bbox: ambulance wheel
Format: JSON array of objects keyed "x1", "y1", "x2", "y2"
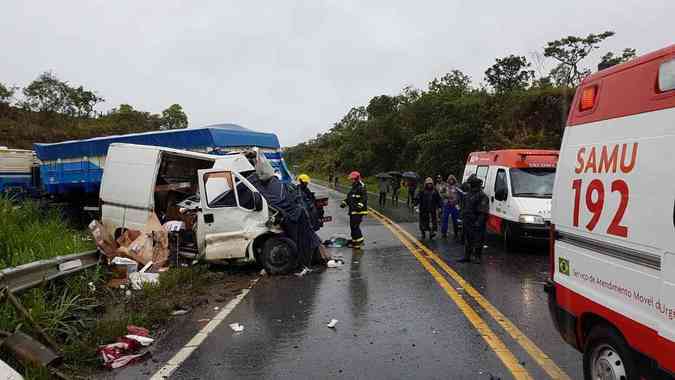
[
  {"x1": 261, "y1": 237, "x2": 298, "y2": 275},
  {"x1": 503, "y1": 223, "x2": 517, "y2": 252},
  {"x1": 583, "y1": 324, "x2": 637, "y2": 380}
]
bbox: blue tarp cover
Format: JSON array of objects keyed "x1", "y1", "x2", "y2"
[{"x1": 33, "y1": 124, "x2": 280, "y2": 160}]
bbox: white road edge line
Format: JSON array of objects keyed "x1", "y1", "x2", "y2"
[{"x1": 150, "y1": 280, "x2": 257, "y2": 380}]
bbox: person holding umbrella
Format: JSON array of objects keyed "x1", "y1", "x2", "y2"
[
  {"x1": 389, "y1": 172, "x2": 401, "y2": 206},
  {"x1": 402, "y1": 172, "x2": 419, "y2": 208},
  {"x1": 375, "y1": 173, "x2": 391, "y2": 208},
  {"x1": 340, "y1": 171, "x2": 368, "y2": 249}
]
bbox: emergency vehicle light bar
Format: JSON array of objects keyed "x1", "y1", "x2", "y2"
[{"x1": 518, "y1": 152, "x2": 559, "y2": 160}]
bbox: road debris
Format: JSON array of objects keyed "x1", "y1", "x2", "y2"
[
  {"x1": 98, "y1": 326, "x2": 153, "y2": 369},
  {"x1": 229, "y1": 323, "x2": 244, "y2": 332},
  {"x1": 327, "y1": 319, "x2": 338, "y2": 328},
  {"x1": 326, "y1": 259, "x2": 345, "y2": 268},
  {"x1": 323, "y1": 235, "x2": 350, "y2": 248},
  {"x1": 171, "y1": 309, "x2": 189, "y2": 316}
]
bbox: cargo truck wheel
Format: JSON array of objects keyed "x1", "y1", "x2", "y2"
[
  {"x1": 261, "y1": 237, "x2": 298, "y2": 275},
  {"x1": 583, "y1": 324, "x2": 637, "y2": 380}
]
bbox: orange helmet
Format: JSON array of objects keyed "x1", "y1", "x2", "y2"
[{"x1": 348, "y1": 171, "x2": 361, "y2": 180}]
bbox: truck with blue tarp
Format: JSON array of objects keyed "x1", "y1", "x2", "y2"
[
  {"x1": 30, "y1": 124, "x2": 292, "y2": 206},
  {"x1": 0, "y1": 147, "x2": 37, "y2": 197}
]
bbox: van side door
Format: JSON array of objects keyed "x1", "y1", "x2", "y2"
[
  {"x1": 490, "y1": 168, "x2": 510, "y2": 233},
  {"x1": 196, "y1": 169, "x2": 267, "y2": 261}
]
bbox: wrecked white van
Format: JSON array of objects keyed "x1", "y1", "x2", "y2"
[{"x1": 99, "y1": 143, "x2": 300, "y2": 273}]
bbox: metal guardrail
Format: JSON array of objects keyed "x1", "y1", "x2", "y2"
[{"x1": 0, "y1": 250, "x2": 100, "y2": 293}]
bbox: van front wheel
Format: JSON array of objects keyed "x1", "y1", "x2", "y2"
[
  {"x1": 583, "y1": 324, "x2": 638, "y2": 380},
  {"x1": 261, "y1": 237, "x2": 298, "y2": 275}
]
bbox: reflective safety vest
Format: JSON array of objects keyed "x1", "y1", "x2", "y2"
[{"x1": 341, "y1": 181, "x2": 368, "y2": 215}]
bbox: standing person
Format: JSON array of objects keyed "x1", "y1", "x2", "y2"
[
  {"x1": 406, "y1": 178, "x2": 418, "y2": 208},
  {"x1": 340, "y1": 171, "x2": 368, "y2": 249},
  {"x1": 328, "y1": 172, "x2": 333, "y2": 187},
  {"x1": 390, "y1": 177, "x2": 401, "y2": 207},
  {"x1": 458, "y1": 175, "x2": 489, "y2": 263},
  {"x1": 440, "y1": 175, "x2": 461, "y2": 241},
  {"x1": 378, "y1": 177, "x2": 390, "y2": 208},
  {"x1": 334, "y1": 174, "x2": 339, "y2": 189},
  {"x1": 415, "y1": 177, "x2": 442, "y2": 239},
  {"x1": 297, "y1": 174, "x2": 323, "y2": 231}
]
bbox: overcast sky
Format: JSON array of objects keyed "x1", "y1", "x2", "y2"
[{"x1": 2, "y1": 1, "x2": 673, "y2": 146}]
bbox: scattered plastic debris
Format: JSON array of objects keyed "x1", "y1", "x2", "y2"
[
  {"x1": 259, "y1": 269, "x2": 267, "y2": 276},
  {"x1": 326, "y1": 259, "x2": 345, "y2": 268},
  {"x1": 327, "y1": 319, "x2": 338, "y2": 328},
  {"x1": 88, "y1": 282, "x2": 96, "y2": 292},
  {"x1": 323, "y1": 235, "x2": 350, "y2": 248},
  {"x1": 229, "y1": 323, "x2": 244, "y2": 332},
  {"x1": 98, "y1": 326, "x2": 153, "y2": 369},
  {"x1": 171, "y1": 309, "x2": 189, "y2": 316},
  {"x1": 214, "y1": 307, "x2": 220, "y2": 311}
]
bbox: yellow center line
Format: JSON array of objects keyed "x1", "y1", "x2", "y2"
[
  {"x1": 370, "y1": 210, "x2": 533, "y2": 380},
  {"x1": 369, "y1": 208, "x2": 571, "y2": 380}
]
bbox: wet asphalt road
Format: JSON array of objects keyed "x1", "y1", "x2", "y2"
[{"x1": 169, "y1": 185, "x2": 583, "y2": 380}]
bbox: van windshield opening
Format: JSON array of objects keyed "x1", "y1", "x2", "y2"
[{"x1": 509, "y1": 168, "x2": 555, "y2": 198}]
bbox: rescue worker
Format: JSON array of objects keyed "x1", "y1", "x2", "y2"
[
  {"x1": 297, "y1": 174, "x2": 323, "y2": 231},
  {"x1": 340, "y1": 171, "x2": 368, "y2": 249},
  {"x1": 440, "y1": 175, "x2": 461, "y2": 241},
  {"x1": 378, "y1": 177, "x2": 390, "y2": 208},
  {"x1": 415, "y1": 177, "x2": 442, "y2": 239},
  {"x1": 458, "y1": 175, "x2": 489, "y2": 263}
]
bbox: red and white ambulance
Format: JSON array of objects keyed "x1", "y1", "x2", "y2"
[
  {"x1": 463, "y1": 149, "x2": 559, "y2": 249},
  {"x1": 547, "y1": 45, "x2": 675, "y2": 379}
]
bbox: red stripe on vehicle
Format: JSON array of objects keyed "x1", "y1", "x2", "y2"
[
  {"x1": 487, "y1": 214, "x2": 502, "y2": 234},
  {"x1": 567, "y1": 45, "x2": 675, "y2": 127},
  {"x1": 555, "y1": 283, "x2": 675, "y2": 373}
]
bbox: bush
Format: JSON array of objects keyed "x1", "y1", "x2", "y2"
[{"x1": 0, "y1": 198, "x2": 93, "y2": 269}]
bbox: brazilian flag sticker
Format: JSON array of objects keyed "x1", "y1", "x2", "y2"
[{"x1": 558, "y1": 257, "x2": 570, "y2": 276}]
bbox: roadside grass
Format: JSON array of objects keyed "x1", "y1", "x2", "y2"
[
  {"x1": 1, "y1": 264, "x2": 215, "y2": 379},
  {"x1": 0, "y1": 197, "x2": 93, "y2": 269},
  {"x1": 307, "y1": 172, "x2": 412, "y2": 204},
  {"x1": 0, "y1": 197, "x2": 223, "y2": 378}
]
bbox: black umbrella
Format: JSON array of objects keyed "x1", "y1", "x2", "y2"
[
  {"x1": 387, "y1": 171, "x2": 402, "y2": 177},
  {"x1": 375, "y1": 172, "x2": 392, "y2": 179},
  {"x1": 401, "y1": 171, "x2": 419, "y2": 180}
]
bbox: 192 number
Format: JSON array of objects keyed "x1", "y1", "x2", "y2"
[{"x1": 572, "y1": 178, "x2": 629, "y2": 237}]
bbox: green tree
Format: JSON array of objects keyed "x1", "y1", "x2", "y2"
[
  {"x1": 428, "y1": 70, "x2": 472, "y2": 96},
  {"x1": 160, "y1": 104, "x2": 188, "y2": 130},
  {"x1": 484, "y1": 55, "x2": 534, "y2": 93},
  {"x1": 598, "y1": 48, "x2": 637, "y2": 70},
  {"x1": 20, "y1": 72, "x2": 102, "y2": 116},
  {"x1": 544, "y1": 31, "x2": 615, "y2": 86},
  {"x1": 0, "y1": 82, "x2": 14, "y2": 104},
  {"x1": 66, "y1": 85, "x2": 104, "y2": 117},
  {"x1": 21, "y1": 72, "x2": 70, "y2": 113}
]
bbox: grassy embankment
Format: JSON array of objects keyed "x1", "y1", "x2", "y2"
[{"x1": 0, "y1": 198, "x2": 214, "y2": 378}]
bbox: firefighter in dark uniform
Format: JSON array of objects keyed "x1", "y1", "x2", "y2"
[
  {"x1": 458, "y1": 174, "x2": 489, "y2": 263},
  {"x1": 340, "y1": 171, "x2": 368, "y2": 249}
]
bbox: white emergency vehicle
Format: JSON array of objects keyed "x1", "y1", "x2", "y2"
[
  {"x1": 462, "y1": 149, "x2": 558, "y2": 250},
  {"x1": 546, "y1": 44, "x2": 675, "y2": 379}
]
